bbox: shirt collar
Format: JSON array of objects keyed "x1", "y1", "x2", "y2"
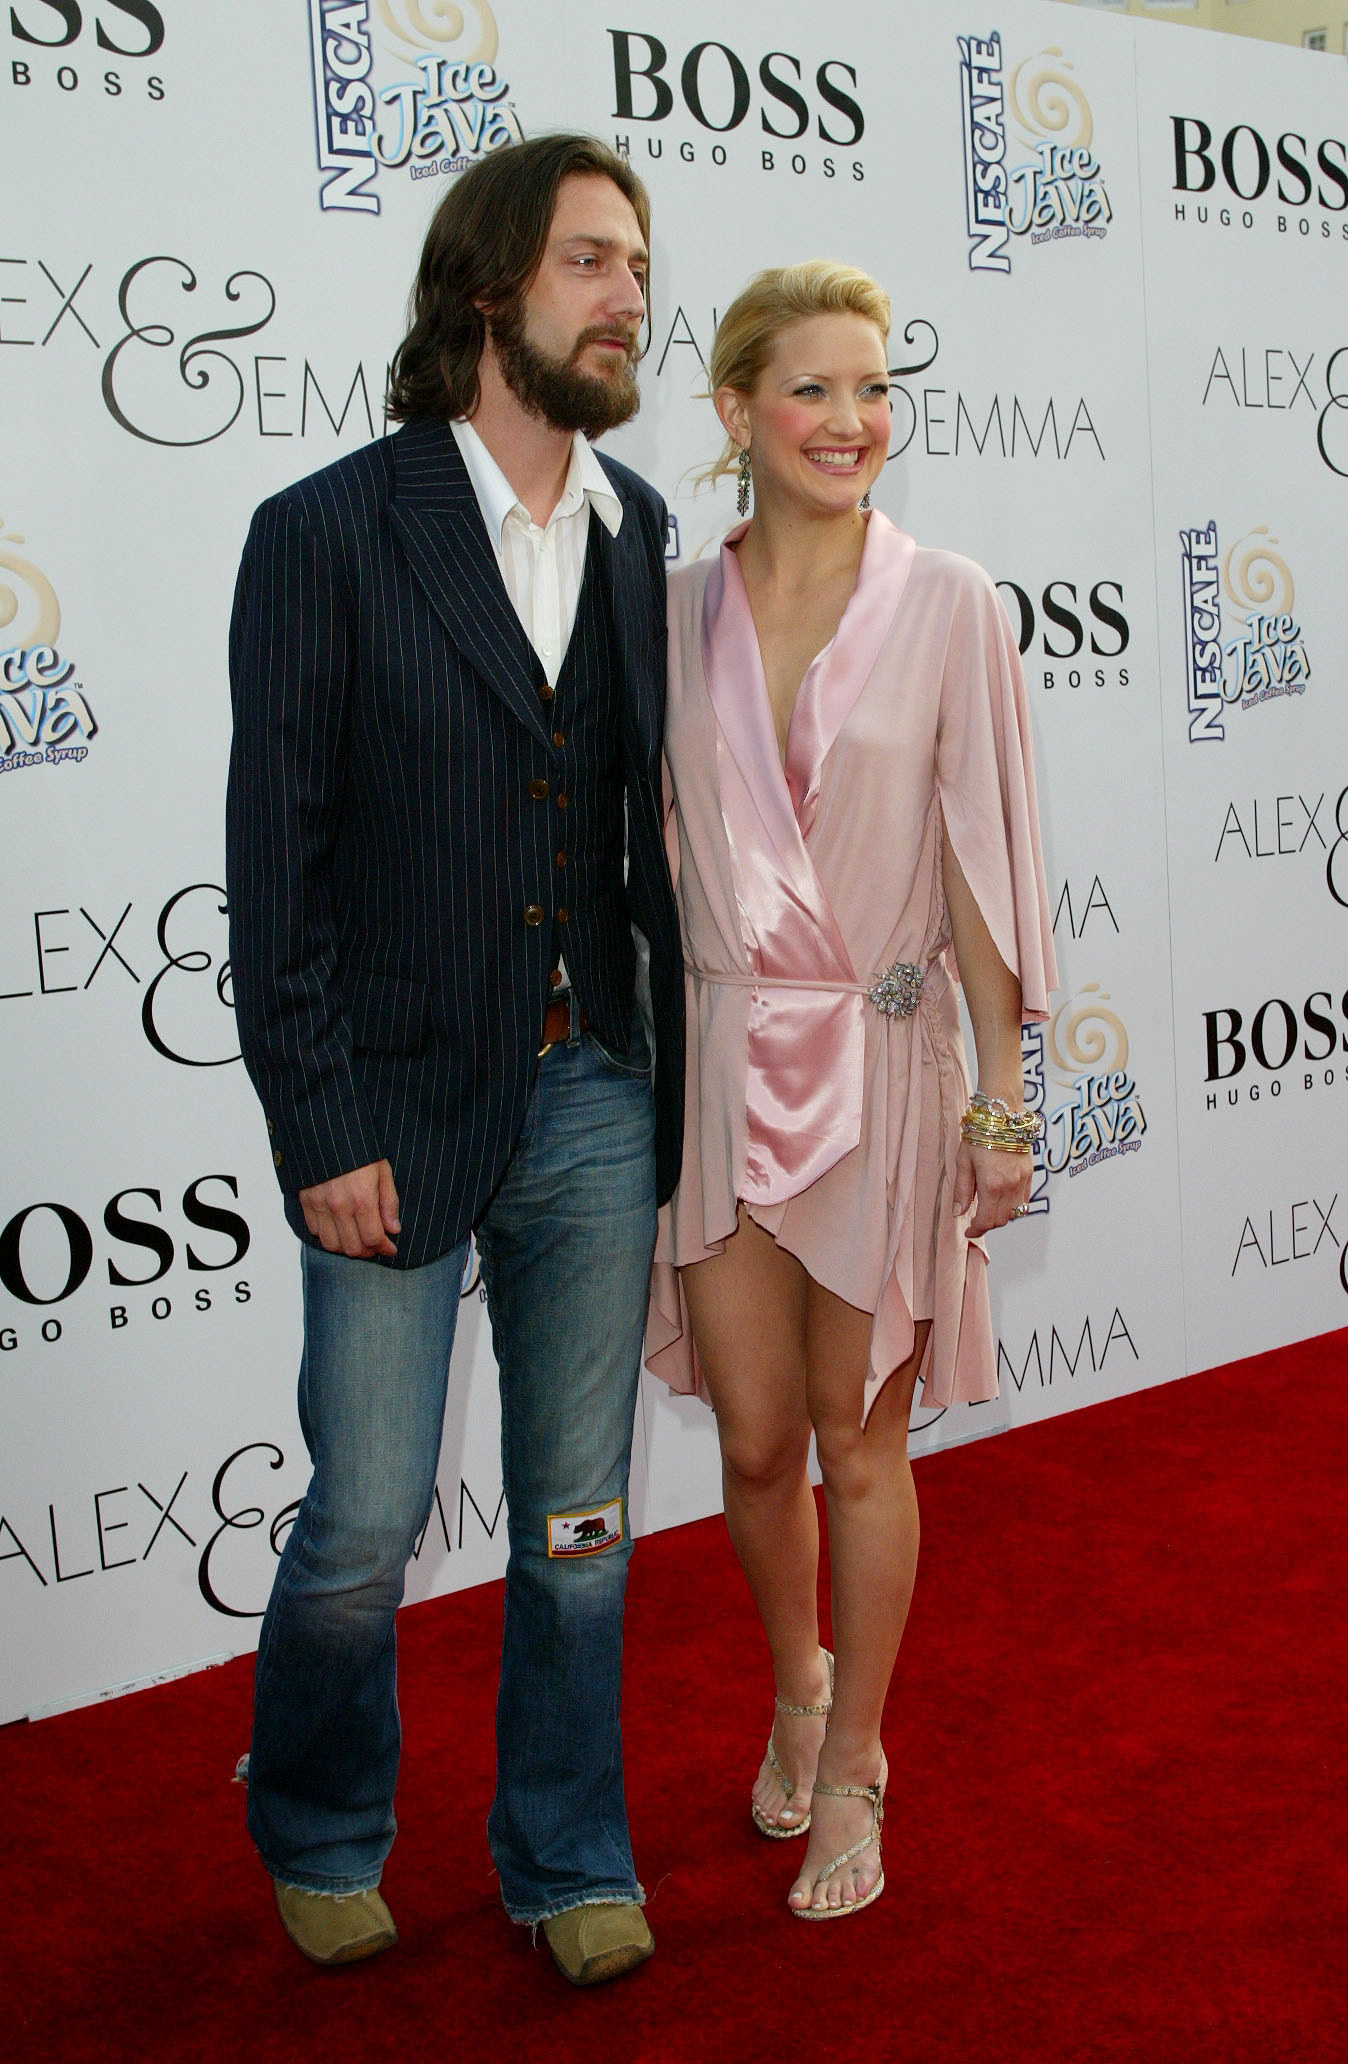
[{"x1": 451, "y1": 417, "x2": 623, "y2": 544}]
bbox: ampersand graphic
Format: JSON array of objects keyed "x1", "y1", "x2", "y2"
[
  {"x1": 1316, "y1": 346, "x2": 1348, "y2": 479},
  {"x1": 198, "y1": 1444, "x2": 301, "y2": 1618},
  {"x1": 1327, "y1": 785, "x2": 1348, "y2": 909},
  {"x1": 886, "y1": 319, "x2": 940, "y2": 458},
  {"x1": 141, "y1": 883, "x2": 239, "y2": 1068},
  {"x1": 101, "y1": 258, "x2": 276, "y2": 447}
]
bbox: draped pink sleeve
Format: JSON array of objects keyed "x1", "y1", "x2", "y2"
[{"x1": 936, "y1": 571, "x2": 1056, "y2": 1020}]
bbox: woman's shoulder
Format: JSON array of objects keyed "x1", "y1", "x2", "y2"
[{"x1": 908, "y1": 541, "x2": 998, "y2": 603}]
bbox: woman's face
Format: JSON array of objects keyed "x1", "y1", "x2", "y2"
[{"x1": 719, "y1": 312, "x2": 891, "y2": 519}]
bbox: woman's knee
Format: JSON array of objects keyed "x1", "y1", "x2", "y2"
[
  {"x1": 720, "y1": 1422, "x2": 811, "y2": 1493},
  {"x1": 813, "y1": 1418, "x2": 907, "y2": 1503}
]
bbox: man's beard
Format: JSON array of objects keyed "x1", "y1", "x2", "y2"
[{"x1": 488, "y1": 302, "x2": 641, "y2": 439}]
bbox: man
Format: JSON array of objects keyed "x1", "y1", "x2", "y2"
[{"x1": 225, "y1": 134, "x2": 682, "y2": 1986}]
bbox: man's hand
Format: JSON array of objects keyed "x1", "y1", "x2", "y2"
[{"x1": 299, "y1": 1159, "x2": 401, "y2": 1259}]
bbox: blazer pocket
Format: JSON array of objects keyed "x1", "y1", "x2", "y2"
[{"x1": 347, "y1": 968, "x2": 431, "y2": 1056}]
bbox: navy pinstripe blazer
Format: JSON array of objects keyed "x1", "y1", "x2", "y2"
[{"x1": 225, "y1": 417, "x2": 684, "y2": 1267}]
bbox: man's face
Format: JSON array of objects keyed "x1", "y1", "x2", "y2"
[{"x1": 489, "y1": 171, "x2": 648, "y2": 438}]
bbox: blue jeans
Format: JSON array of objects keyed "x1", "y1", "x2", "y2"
[{"x1": 247, "y1": 1011, "x2": 656, "y2": 1922}]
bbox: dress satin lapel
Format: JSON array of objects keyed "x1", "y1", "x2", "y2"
[
  {"x1": 388, "y1": 418, "x2": 550, "y2": 747},
  {"x1": 785, "y1": 510, "x2": 916, "y2": 839},
  {"x1": 701, "y1": 529, "x2": 854, "y2": 985}
]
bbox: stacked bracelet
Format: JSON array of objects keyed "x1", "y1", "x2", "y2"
[{"x1": 960, "y1": 1093, "x2": 1043, "y2": 1155}]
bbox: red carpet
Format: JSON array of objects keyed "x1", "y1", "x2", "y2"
[{"x1": 5, "y1": 1332, "x2": 1345, "y2": 2063}]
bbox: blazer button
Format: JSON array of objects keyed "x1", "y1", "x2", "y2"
[
  {"x1": 523, "y1": 903, "x2": 545, "y2": 926},
  {"x1": 528, "y1": 777, "x2": 549, "y2": 800},
  {"x1": 273, "y1": 1148, "x2": 284, "y2": 1168},
  {"x1": 556, "y1": 791, "x2": 568, "y2": 811},
  {"x1": 556, "y1": 906, "x2": 569, "y2": 924},
  {"x1": 267, "y1": 1119, "x2": 275, "y2": 1135},
  {"x1": 555, "y1": 850, "x2": 567, "y2": 867}
]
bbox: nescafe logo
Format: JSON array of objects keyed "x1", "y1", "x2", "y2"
[
  {"x1": 609, "y1": 31, "x2": 863, "y2": 144},
  {"x1": 1171, "y1": 117, "x2": 1348, "y2": 210}
]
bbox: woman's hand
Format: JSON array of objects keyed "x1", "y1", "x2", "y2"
[{"x1": 952, "y1": 1140, "x2": 1031, "y2": 1237}]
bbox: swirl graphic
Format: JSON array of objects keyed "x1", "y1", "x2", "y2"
[
  {"x1": 1009, "y1": 47, "x2": 1093, "y2": 152},
  {"x1": 1222, "y1": 526, "x2": 1294, "y2": 615},
  {"x1": 0, "y1": 526, "x2": 60, "y2": 648},
  {"x1": 1047, "y1": 982, "x2": 1128, "y2": 1088},
  {"x1": 377, "y1": 0, "x2": 498, "y2": 63}
]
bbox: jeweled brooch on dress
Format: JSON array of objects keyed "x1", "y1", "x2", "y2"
[{"x1": 868, "y1": 960, "x2": 925, "y2": 1017}]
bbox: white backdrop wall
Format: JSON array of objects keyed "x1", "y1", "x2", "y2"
[{"x1": 2, "y1": 1, "x2": 1344, "y2": 1723}]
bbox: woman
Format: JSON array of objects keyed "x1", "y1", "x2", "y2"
[{"x1": 646, "y1": 263, "x2": 1056, "y2": 1918}]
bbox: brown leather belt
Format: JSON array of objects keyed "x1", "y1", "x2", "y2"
[{"x1": 539, "y1": 996, "x2": 588, "y2": 1056}]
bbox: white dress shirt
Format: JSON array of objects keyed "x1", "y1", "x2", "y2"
[
  {"x1": 450, "y1": 417, "x2": 625, "y2": 997},
  {"x1": 450, "y1": 415, "x2": 623, "y2": 677}
]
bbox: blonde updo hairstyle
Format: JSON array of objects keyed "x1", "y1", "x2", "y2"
[{"x1": 704, "y1": 260, "x2": 892, "y2": 487}]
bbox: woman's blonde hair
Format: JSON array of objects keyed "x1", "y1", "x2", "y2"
[{"x1": 702, "y1": 260, "x2": 891, "y2": 487}]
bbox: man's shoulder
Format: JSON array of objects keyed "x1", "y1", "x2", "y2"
[
  {"x1": 251, "y1": 430, "x2": 397, "y2": 532},
  {"x1": 594, "y1": 448, "x2": 664, "y2": 519}
]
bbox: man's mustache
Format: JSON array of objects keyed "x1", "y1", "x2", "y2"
[{"x1": 571, "y1": 324, "x2": 640, "y2": 367}]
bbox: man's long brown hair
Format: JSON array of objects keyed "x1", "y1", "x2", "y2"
[{"x1": 386, "y1": 135, "x2": 651, "y2": 426}]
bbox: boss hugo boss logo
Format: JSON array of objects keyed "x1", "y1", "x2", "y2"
[
  {"x1": 306, "y1": 0, "x2": 521, "y2": 216},
  {"x1": 5, "y1": 0, "x2": 164, "y2": 99},
  {"x1": 609, "y1": 29, "x2": 863, "y2": 182},
  {"x1": 1, "y1": 883, "x2": 239, "y2": 1069},
  {"x1": 0, "y1": 1174, "x2": 250, "y2": 1352},
  {"x1": 996, "y1": 1307, "x2": 1138, "y2": 1394},
  {"x1": 996, "y1": 577, "x2": 1129, "y2": 693},
  {"x1": 958, "y1": 34, "x2": 1111, "y2": 276},
  {"x1": 1171, "y1": 117, "x2": 1348, "y2": 242},
  {"x1": 1203, "y1": 986, "x2": 1348, "y2": 1107}
]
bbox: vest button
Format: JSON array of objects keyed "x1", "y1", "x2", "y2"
[
  {"x1": 523, "y1": 904, "x2": 544, "y2": 927},
  {"x1": 528, "y1": 777, "x2": 549, "y2": 800},
  {"x1": 555, "y1": 850, "x2": 567, "y2": 867},
  {"x1": 548, "y1": 967, "x2": 564, "y2": 989},
  {"x1": 539, "y1": 683, "x2": 555, "y2": 703},
  {"x1": 556, "y1": 792, "x2": 568, "y2": 810},
  {"x1": 556, "y1": 906, "x2": 569, "y2": 924},
  {"x1": 552, "y1": 729, "x2": 565, "y2": 747}
]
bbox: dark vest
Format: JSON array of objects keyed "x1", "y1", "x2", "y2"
[{"x1": 533, "y1": 516, "x2": 635, "y2": 1047}]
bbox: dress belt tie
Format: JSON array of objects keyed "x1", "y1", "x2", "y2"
[{"x1": 685, "y1": 959, "x2": 928, "y2": 1018}]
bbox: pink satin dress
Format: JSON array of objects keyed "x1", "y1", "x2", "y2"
[{"x1": 645, "y1": 510, "x2": 1057, "y2": 1421}]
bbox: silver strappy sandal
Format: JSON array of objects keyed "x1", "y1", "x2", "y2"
[
  {"x1": 751, "y1": 1647, "x2": 834, "y2": 1840},
  {"x1": 791, "y1": 1777, "x2": 885, "y2": 1918}
]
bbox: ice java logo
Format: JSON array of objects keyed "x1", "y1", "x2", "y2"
[
  {"x1": 1179, "y1": 523, "x2": 1310, "y2": 746},
  {"x1": 0, "y1": 524, "x2": 97, "y2": 774},
  {"x1": 959, "y1": 35, "x2": 1111, "y2": 275},
  {"x1": 308, "y1": 0, "x2": 522, "y2": 217}
]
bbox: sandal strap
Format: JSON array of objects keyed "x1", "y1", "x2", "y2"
[
  {"x1": 773, "y1": 1646, "x2": 835, "y2": 1719},
  {"x1": 808, "y1": 1781, "x2": 884, "y2": 1888},
  {"x1": 764, "y1": 1733, "x2": 795, "y2": 1804}
]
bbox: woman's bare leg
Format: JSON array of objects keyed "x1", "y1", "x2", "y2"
[
  {"x1": 787, "y1": 1291, "x2": 930, "y2": 1913},
  {"x1": 681, "y1": 1208, "x2": 832, "y2": 1830}
]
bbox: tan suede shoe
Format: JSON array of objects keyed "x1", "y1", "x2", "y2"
[
  {"x1": 273, "y1": 1881, "x2": 398, "y2": 1966},
  {"x1": 541, "y1": 1901, "x2": 654, "y2": 1986}
]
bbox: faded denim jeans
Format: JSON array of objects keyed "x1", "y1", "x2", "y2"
[{"x1": 247, "y1": 1011, "x2": 656, "y2": 1922}]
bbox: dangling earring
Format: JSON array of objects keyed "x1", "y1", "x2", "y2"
[
  {"x1": 735, "y1": 446, "x2": 751, "y2": 518},
  {"x1": 860, "y1": 489, "x2": 871, "y2": 510}
]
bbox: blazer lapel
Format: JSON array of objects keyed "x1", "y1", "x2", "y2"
[
  {"x1": 592, "y1": 465, "x2": 659, "y2": 764},
  {"x1": 388, "y1": 418, "x2": 550, "y2": 747}
]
